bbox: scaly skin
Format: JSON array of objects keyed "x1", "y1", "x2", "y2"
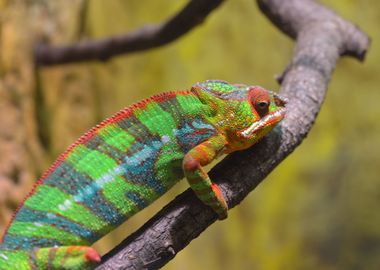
[{"x1": 0, "y1": 80, "x2": 286, "y2": 269}]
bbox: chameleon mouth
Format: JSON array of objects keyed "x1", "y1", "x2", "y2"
[{"x1": 240, "y1": 107, "x2": 286, "y2": 138}]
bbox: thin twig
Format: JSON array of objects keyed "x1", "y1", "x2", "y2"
[
  {"x1": 34, "y1": 0, "x2": 224, "y2": 66},
  {"x1": 95, "y1": 0, "x2": 370, "y2": 269}
]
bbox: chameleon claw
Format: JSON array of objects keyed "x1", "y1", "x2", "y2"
[
  {"x1": 85, "y1": 248, "x2": 101, "y2": 263},
  {"x1": 211, "y1": 183, "x2": 228, "y2": 220}
]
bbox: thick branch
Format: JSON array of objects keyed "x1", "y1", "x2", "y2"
[
  {"x1": 96, "y1": 0, "x2": 370, "y2": 269},
  {"x1": 35, "y1": 0, "x2": 224, "y2": 66}
]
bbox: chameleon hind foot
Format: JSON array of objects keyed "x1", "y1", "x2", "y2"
[{"x1": 34, "y1": 246, "x2": 100, "y2": 270}]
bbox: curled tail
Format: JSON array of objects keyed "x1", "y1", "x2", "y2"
[{"x1": 0, "y1": 246, "x2": 100, "y2": 270}]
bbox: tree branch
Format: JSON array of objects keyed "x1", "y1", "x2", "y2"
[
  {"x1": 95, "y1": 0, "x2": 370, "y2": 269},
  {"x1": 34, "y1": 0, "x2": 224, "y2": 66}
]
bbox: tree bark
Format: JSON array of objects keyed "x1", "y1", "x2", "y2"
[
  {"x1": 0, "y1": 0, "x2": 96, "y2": 233},
  {"x1": 35, "y1": 0, "x2": 224, "y2": 65},
  {"x1": 95, "y1": 0, "x2": 370, "y2": 269}
]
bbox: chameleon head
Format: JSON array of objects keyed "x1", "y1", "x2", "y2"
[
  {"x1": 237, "y1": 85, "x2": 286, "y2": 145},
  {"x1": 192, "y1": 80, "x2": 286, "y2": 151}
]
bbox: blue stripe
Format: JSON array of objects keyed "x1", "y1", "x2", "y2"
[
  {"x1": 13, "y1": 207, "x2": 98, "y2": 243},
  {"x1": 191, "y1": 119, "x2": 215, "y2": 130},
  {"x1": 85, "y1": 134, "x2": 125, "y2": 161},
  {"x1": 44, "y1": 161, "x2": 124, "y2": 226},
  {"x1": 74, "y1": 188, "x2": 124, "y2": 226},
  {"x1": 2, "y1": 234, "x2": 62, "y2": 250},
  {"x1": 114, "y1": 117, "x2": 167, "y2": 194},
  {"x1": 44, "y1": 161, "x2": 93, "y2": 192},
  {"x1": 117, "y1": 115, "x2": 153, "y2": 140},
  {"x1": 122, "y1": 141, "x2": 166, "y2": 194},
  {"x1": 175, "y1": 118, "x2": 217, "y2": 153},
  {"x1": 125, "y1": 191, "x2": 148, "y2": 209}
]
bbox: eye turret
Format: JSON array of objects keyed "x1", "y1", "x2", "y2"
[{"x1": 249, "y1": 87, "x2": 271, "y2": 117}]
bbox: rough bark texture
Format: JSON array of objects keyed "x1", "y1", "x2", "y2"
[
  {"x1": 35, "y1": 0, "x2": 224, "y2": 65},
  {"x1": 0, "y1": 0, "x2": 98, "y2": 236},
  {"x1": 95, "y1": 0, "x2": 370, "y2": 269}
]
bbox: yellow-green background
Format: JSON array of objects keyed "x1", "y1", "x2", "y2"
[{"x1": 0, "y1": 1, "x2": 379, "y2": 269}]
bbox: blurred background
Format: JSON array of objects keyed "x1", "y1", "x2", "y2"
[{"x1": 0, "y1": 0, "x2": 379, "y2": 269}]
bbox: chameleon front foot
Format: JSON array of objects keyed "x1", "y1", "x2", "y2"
[{"x1": 183, "y1": 135, "x2": 229, "y2": 220}]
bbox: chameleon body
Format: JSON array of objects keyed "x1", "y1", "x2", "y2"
[{"x1": 0, "y1": 80, "x2": 286, "y2": 269}]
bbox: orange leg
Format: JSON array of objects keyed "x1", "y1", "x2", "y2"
[{"x1": 183, "y1": 135, "x2": 228, "y2": 220}]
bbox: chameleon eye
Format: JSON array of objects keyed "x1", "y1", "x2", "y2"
[
  {"x1": 249, "y1": 87, "x2": 271, "y2": 117},
  {"x1": 254, "y1": 100, "x2": 269, "y2": 117}
]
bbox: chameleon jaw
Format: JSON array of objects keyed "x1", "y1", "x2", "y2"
[{"x1": 240, "y1": 107, "x2": 286, "y2": 138}]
